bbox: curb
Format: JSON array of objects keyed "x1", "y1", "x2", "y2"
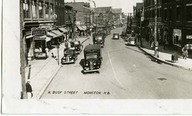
[
  {"x1": 37, "y1": 65, "x2": 62, "y2": 99},
  {"x1": 137, "y1": 46, "x2": 192, "y2": 71},
  {"x1": 36, "y1": 37, "x2": 90, "y2": 99}
]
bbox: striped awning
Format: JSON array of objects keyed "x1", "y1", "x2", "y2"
[
  {"x1": 47, "y1": 30, "x2": 63, "y2": 38},
  {"x1": 59, "y1": 27, "x2": 68, "y2": 33}
]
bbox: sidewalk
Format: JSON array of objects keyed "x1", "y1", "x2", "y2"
[
  {"x1": 137, "y1": 40, "x2": 192, "y2": 71},
  {"x1": 25, "y1": 36, "x2": 90, "y2": 99}
]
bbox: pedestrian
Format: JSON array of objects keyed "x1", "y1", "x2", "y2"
[
  {"x1": 151, "y1": 40, "x2": 159, "y2": 57},
  {"x1": 26, "y1": 80, "x2": 33, "y2": 99},
  {"x1": 182, "y1": 46, "x2": 188, "y2": 59},
  {"x1": 45, "y1": 47, "x2": 49, "y2": 57}
]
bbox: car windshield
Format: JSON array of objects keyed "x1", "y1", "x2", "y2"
[
  {"x1": 96, "y1": 36, "x2": 102, "y2": 40},
  {"x1": 86, "y1": 53, "x2": 97, "y2": 59},
  {"x1": 129, "y1": 37, "x2": 135, "y2": 41},
  {"x1": 65, "y1": 49, "x2": 74, "y2": 55}
]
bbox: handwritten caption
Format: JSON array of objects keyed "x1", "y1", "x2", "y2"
[{"x1": 48, "y1": 91, "x2": 111, "y2": 95}]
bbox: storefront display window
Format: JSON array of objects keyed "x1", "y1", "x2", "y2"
[
  {"x1": 23, "y1": 0, "x2": 30, "y2": 18},
  {"x1": 173, "y1": 29, "x2": 182, "y2": 47}
]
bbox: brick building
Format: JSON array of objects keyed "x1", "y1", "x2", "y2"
[
  {"x1": 162, "y1": 0, "x2": 192, "y2": 51},
  {"x1": 22, "y1": 0, "x2": 65, "y2": 62}
]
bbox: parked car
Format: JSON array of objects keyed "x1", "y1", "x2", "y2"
[
  {"x1": 74, "y1": 41, "x2": 83, "y2": 54},
  {"x1": 61, "y1": 48, "x2": 77, "y2": 64},
  {"x1": 125, "y1": 37, "x2": 136, "y2": 46},
  {"x1": 113, "y1": 33, "x2": 120, "y2": 39},
  {"x1": 82, "y1": 44, "x2": 102, "y2": 73}
]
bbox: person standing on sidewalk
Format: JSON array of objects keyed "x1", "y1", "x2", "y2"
[
  {"x1": 26, "y1": 80, "x2": 33, "y2": 99},
  {"x1": 182, "y1": 46, "x2": 188, "y2": 59},
  {"x1": 151, "y1": 40, "x2": 159, "y2": 58}
]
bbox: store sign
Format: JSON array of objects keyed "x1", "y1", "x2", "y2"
[
  {"x1": 32, "y1": 28, "x2": 47, "y2": 36},
  {"x1": 186, "y1": 35, "x2": 192, "y2": 39}
]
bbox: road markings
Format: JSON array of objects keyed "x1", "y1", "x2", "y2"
[{"x1": 107, "y1": 51, "x2": 125, "y2": 89}]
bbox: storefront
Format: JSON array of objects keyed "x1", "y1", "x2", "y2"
[
  {"x1": 173, "y1": 29, "x2": 182, "y2": 47},
  {"x1": 47, "y1": 29, "x2": 64, "y2": 46},
  {"x1": 58, "y1": 27, "x2": 68, "y2": 40}
]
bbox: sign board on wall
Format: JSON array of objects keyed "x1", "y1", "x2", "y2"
[
  {"x1": 32, "y1": 28, "x2": 47, "y2": 36},
  {"x1": 186, "y1": 35, "x2": 192, "y2": 39}
]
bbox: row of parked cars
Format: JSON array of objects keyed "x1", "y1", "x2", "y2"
[{"x1": 61, "y1": 41, "x2": 83, "y2": 64}]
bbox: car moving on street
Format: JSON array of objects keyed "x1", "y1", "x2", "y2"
[
  {"x1": 61, "y1": 47, "x2": 77, "y2": 64},
  {"x1": 93, "y1": 32, "x2": 105, "y2": 48},
  {"x1": 112, "y1": 33, "x2": 120, "y2": 40},
  {"x1": 125, "y1": 37, "x2": 136, "y2": 46},
  {"x1": 82, "y1": 44, "x2": 102, "y2": 73}
]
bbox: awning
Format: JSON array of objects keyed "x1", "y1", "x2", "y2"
[
  {"x1": 59, "y1": 27, "x2": 68, "y2": 33},
  {"x1": 46, "y1": 36, "x2": 51, "y2": 42},
  {"x1": 47, "y1": 30, "x2": 63, "y2": 38},
  {"x1": 77, "y1": 25, "x2": 86, "y2": 31},
  {"x1": 25, "y1": 34, "x2": 33, "y2": 39},
  {"x1": 81, "y1": 25, "x2": 87, "y2": 30}
]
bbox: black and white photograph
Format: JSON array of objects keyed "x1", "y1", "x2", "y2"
[{"x1": 2, "y1": 0, "x2": 192, "y2": 115}]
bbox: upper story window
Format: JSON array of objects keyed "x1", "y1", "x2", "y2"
[
  {"x1": 23, "y1": 0, "x2": 30, "y2": 18},
  {"x1": 186, "y1": 4, "x2": 192, "y2": 21},
  {"x1": 45, "y1": 3, "x2": 49, "y2": 18},
  {"x1": 39, "y1": 1, "x2": 43, "y2": 18},
  {"x1": 176, "y1": 6, "x2": 181, "y2": 21},
  {"x1": 32, "y1": 0, "x2": 37, "y2": 18}
]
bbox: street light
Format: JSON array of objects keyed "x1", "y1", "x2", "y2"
[{"x1": 57, "y1": 44, "x2": 60, "y2": 65}]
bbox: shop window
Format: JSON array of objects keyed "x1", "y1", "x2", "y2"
[
  {"x1": 23, "y1": 0, "x2": 30, "y2": 18},
  {"x1": 173, "y1": 36, "x2": 181, "y2": 46},
  {"x1": 173, "y1": 29, "x2": 182, "y2": 46},
  {"x1": 186, "y1": 5, "x2": 192, "y2": 21},
  {"x1": 32, "y1": 0, "x2": 37, "y2": 18},
  {"x1": 39, "y1": 1, "x2": 43, "y2": 18}
]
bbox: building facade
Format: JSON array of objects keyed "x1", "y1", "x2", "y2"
[
  {"x1": 22, "y1": 0, "x2": 65, "y2": 64},
  {"x1": 162, "y1": 0, "x2": 192, "y2": 51},
  {"x1": 143, "y1": 0, "x2": 163, "y2": 43},
  {"x1": 65, "y1": 2, "x2": 93, "y2": 36}
]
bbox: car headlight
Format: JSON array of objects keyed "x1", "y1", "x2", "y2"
[
  {"x1": 93, "y1": 63, "x2": 96, "y2": 65},
  {"x1": 86, "y1": 63, "x2": 88, "y2": 66}
]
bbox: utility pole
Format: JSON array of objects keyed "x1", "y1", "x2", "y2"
[
  {"x1": 154, "y1": 0, "x2": 157, "y2": 55},
  {"x1": 20, "y1": 0, "x2": 27, "y2": 99}
]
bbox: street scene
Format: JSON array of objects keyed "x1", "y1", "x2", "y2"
[{"x1": 19, "y1": 0, "x2": 192, "y2": 99}]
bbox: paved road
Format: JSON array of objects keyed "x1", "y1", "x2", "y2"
[{"x1": 41, "y1": 27, "x2": 192, "y2": 99}]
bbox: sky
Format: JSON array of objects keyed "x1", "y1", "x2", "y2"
[{"x1": 65, "y1": 0, "x2": 143, "y2": 14}]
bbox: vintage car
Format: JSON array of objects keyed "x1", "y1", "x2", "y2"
[
  {"x1": 74, "y1": 41, "x2": 83, "y2": 54},
  {"x1": 113, "y1": 33, "x2": 120, "y2": 39},
  {"x1": 34, "y1": 48, "x2": 48, "y2": 59},
  {"x1": 61, "y1": 48, "x2": 77, "y2": 64},
  {"x1": 93, "y1": 33, "x2": 105, "y2": 48},
  {"x1": 125, "y1": 37, "x2": 136, "y2": 46},
  {"x1": 83, "y1": 44, "x2": 102, "y2": 73}
]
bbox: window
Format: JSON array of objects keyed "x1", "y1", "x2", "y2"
[
  {"x1": 45, "y1": 3, "x2": 49, "y2": 18},
  {"x1": 23, "y1": 0, "x2": 30, "y2": 18},
  {"x1": 186, "y1": 5, "x2": 192, "y2": 21},
  {"x1": 32, "y1": 0, "x2": 37, "y2": 18},
  {"x1": 173, "y1": 29, "x2": 182, "y2": 46},
  {"x1": 176, "y1": 6, "x2": 181, "y2": 21},
  {"x1": 39, "y1": 1, "x2": 43, "y2": 18},
  {"x1": 164, "y1": 9, "x2": 168, "y2": 21}
]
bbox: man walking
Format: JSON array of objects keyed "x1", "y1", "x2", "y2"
[{"x1": 26, "y1": 80, "x2": 33, "y2": 99}]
